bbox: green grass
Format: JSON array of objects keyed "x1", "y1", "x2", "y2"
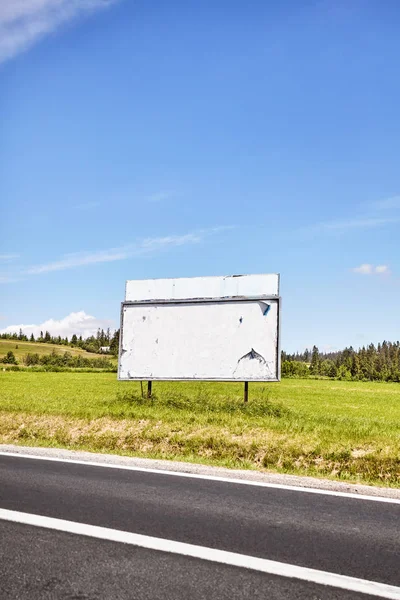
[{"x1": 0, "y1": 371, "x2": 399, "y2": 487}]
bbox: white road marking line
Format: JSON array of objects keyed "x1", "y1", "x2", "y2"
[
  {"x1": 0, "y1": 450, "x2": 399, "y2": 504},
  {"x1": 0, "y1": 508, "x2": 399, "y2": 599}
]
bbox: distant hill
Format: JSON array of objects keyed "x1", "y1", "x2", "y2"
[{"x1": 0, "y1": 339, "x2": 102, "y2": 361}]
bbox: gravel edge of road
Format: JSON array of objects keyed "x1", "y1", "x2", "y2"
[{"x1": 1, "y1": 444, "x2": 399, "y2": 499}]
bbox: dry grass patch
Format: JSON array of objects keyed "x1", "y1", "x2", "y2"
[{"x1": 0, "y1": 409, "x2": 398, "y2": 486}]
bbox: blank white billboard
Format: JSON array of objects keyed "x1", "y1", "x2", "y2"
[{"x1": 119, "y1": 274, "x2": 280, "y2": 382}]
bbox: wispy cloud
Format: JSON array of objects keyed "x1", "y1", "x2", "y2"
[
  {"x1": 0, "y1": 254, "x2": 22, "y2": 282},
  {"x1": 352, "y1": 264, "x2": 390, "y2": 276},
  {"x1": 27, "y1": 248, "x2": 130, "y2": 274},
  {"x1": 24, "y1": 226, "x2": 233, "y2": 275},
  {"x1": 0, "y1": 0, "x2": 119, "y2": 64},
  {"x1": 74, "y1": 201, "x2": 101, "y2": 211},
  {"x1": 146, "y1": 190, "x2": 175, "y2": 203},
  {"x1": 0, "y1": 253, "x2": 19, "y2": 262},
  {"x1": 310, "y1": 215, "x2": 400, "y2": 234},
  {"x1": 0, "y1": 276, "x2": 21, "y2": 283},
  {"x1": 0, "y1": 310, "x2": 114, "y2": 339},
  {"x1": 369, "y1": 195, "x2": 400, "y2": 211},
  {"x1": 306, "y1": 193, "x2": 400, "y2": 237}
]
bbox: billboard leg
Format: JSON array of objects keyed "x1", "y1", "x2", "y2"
[
  {"x1": 147, "y1": 381, "x2": 152, "y2": 399},
  {"x1": 244, "y1": 381, "x2": 249, "y2": 403}
]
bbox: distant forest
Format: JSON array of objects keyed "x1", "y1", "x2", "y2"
[
  {"x1": 1, "y1": 330, "x2": 399, "y2": 382},
  {"x1": 282, "y1": 342, "x2": 400, "y2": 382}
]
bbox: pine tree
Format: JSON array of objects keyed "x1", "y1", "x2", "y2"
[
  {"x1": 350, "y1": 354, "x2": 360, "y2": 379},
  {"x1": 309, "y1": 346, "x2": 320, "y2": 375},
  {"x1": 110, "y1": 329, "x2": 120, "y2": 356}
]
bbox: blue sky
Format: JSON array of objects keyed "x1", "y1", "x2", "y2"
[{"x1": 0, "y1": 0, "x2": 399, "y2": 351}]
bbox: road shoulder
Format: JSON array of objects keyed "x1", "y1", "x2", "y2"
[{"x1": 1, "y1": 444, "x2": 399, "y2": 499}]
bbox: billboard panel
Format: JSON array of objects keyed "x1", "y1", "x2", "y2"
[{"x1": 119, "y1": 274, "x2": 280, "y2": 381}]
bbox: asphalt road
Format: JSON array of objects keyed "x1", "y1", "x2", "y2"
[{"x1": 0, "y1": 453, "x2": 399, "y2": 599}]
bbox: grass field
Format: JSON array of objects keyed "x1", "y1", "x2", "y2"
[
  {"x1": 0, "y1": 371, "x2": 399, "y2": 487},
  {"x1": 0, "y1": 339, "x2": 96, "y2": 360}
]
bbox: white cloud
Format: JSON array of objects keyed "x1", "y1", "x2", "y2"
[
  {"x1": 0, "y1": 310, "x2": 114, "y2": 339},
  {"x1": 352, "y1": 264, "x2": 390, "y2": 275},
  {"x1": 375, "y1": 265, "x2": 390, "y2": 274},
  {"x1": 353, "y1": 264, "x2": 373, "y2": 274},
  {"x1": 24, "y1": 227, "x2": 233, "y2": 275},
  {"x1": 0, "y1": 0, "x2": 119, "y2": 64}
]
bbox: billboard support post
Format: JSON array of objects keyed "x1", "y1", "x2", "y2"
[
  {"x1": 147, "y1": 381, "x2": 152, "y2": 399},
  {"x1": 244, "y1": 381, "x2": 249, "y2": 403}
]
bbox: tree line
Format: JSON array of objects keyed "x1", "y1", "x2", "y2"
[
  {"x1": 1, "y1": 350, "x2": 115, "y2": 371},
  {"x1": 2, "y1": 329, "x2": 399, "y2": 382},
  {"x1": 282, "y1": 341, "x2": 400, "y2": 382}
]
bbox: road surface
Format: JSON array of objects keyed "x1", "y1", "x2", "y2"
[{"x1": 0, "y1": 451, "x2": 399, "y2": 599}]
